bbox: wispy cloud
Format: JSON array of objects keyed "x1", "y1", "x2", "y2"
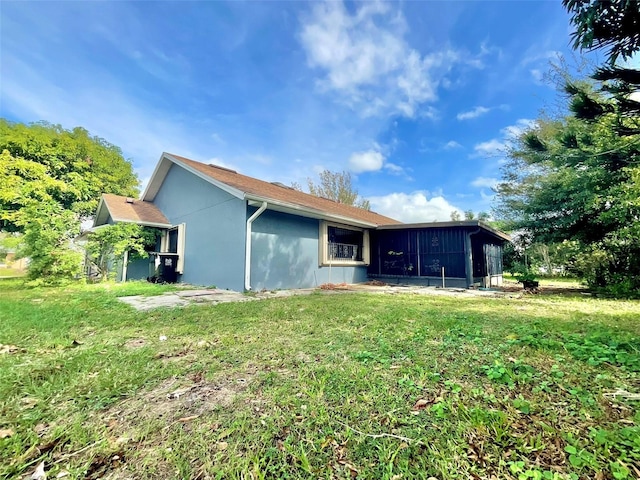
[
  {"x1": 457, "y1": 106, "x2": 490, "y2": 120},
  {"x1": 299, "y1": 1, "x2": 482, "y2": 118},
  {"x1": 443, "y1": 140, "x2": 463, "y2": 150},
  {"x1": 472, "y1": 118, "x2": 535, "y2": 158},
  {"x1": 457, "y1": 104, "x2": 508, "y2": 121},
  {"x1": 473, "y1": 139, "x2": 507, "y2": 157},
  {"x1": 1, "y1": 54, "x2": 208, "y2": 188},
  {"x1": 470, "y1": 176, "x2": 498, "y2": 189}
]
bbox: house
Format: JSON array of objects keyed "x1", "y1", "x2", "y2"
[{"x1": 92, "y1": 152, "x2": 509, "y2": 290}]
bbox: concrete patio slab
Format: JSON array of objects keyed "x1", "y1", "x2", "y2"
[{"x1": 117, "y1": 283, "x2": 515, "y2": 312}]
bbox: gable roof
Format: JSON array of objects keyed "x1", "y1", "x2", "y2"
[
  {"x1": 94, "y1": 193, "x2": 171, "y2": 228},
  {"x1": 143, "y1": 152, "x2": 401, "y2": 227}
]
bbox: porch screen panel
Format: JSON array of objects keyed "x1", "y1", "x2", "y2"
[
  {"x1": 417, "y1": 228, "x2": 466, "y2": 278},
  {"x1": 377, "y1": 231, "x2": 416, "y2": 275},
  {"x1": 484, "y1": 243, "x2": 503, "y2": 275}
]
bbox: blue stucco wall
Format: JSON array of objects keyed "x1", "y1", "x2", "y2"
[
  {"x1": 250, "y1": 209, "x2": 368, "y2": 290},
  {"x1": 152, "y1": 164, "x2": 246, "y2": 290}
]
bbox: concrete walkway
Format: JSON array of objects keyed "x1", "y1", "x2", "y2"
[{"x1": 118, "y1": 283, "x2": 511, "y2": 311}]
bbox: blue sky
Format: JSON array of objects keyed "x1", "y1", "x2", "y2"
[{"x1": 0, "y1": 1, "x2": 596, "y2": 222}]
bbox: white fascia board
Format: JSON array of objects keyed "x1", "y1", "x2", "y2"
[
  {"x1": 111, "y1": 218, "x2": 173, "y2": 228},
  {"x1": 93, "y1": 197, "x2": 108, "y2": 227},
  {"x1": 141, "y1": 153, "x2": 175, "y2": 201},
  {"x1": 144, "y1": 153, "x2": 245, "y2": 201},
  {"x1": 246, "y1": 195, "x2": 378, "y2": 228}
]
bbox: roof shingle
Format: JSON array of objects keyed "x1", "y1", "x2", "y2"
[
  {"x1": 169, "y1": 154, "x2": 401, "y2": 226},
  {"x1": 102, "y1": 193, "x2": 170, "y2": 226}
]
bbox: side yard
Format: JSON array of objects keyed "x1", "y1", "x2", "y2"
[{"x1": 0, "y1": 279, "x2": 638, "y2": 479}]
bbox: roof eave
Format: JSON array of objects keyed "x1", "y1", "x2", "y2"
[
  {"x1": 143, "y1": 153, "x2": 245, "y2": 201},
  {"x1": 376, "y1": 220, "x2": 511, "y2": 242},
  {"x1": 246, "y1": 195, "x2": 381, "y2": 228},
  {"x1": 110, "y1": 218, "x2": 173, "y2": 228}
]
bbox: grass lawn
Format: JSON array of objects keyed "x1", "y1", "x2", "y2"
[
  {"x1": 0, "y1": 268, "x2": 25, "y2": 277},
  {"x1": 1, "y1": 279, "x2": 638, "y2": 479}
]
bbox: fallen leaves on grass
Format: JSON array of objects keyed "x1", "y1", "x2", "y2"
[
  {"x1": 0, "y1": 344, "x2": 23, "y2": 354},
  {"x1": 603, "y1": 389, "x2": 640, "y2": 401},
  {"x1": 319, "y1": 283, "x2": 349, "y2": 290},
  {"x1": 0, "y1": 428, "x2": 14, "y2": 438},
  {"x1": 412, "y1": 398, "x2": 434, "y2": 410},
  {"x1": 29, "y1": 461, "x2": 46, "y2": 480}
]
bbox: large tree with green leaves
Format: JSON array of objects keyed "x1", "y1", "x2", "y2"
[
  {"x1": 494, "y1": 0, "x2": 640, "y2": 294},
  {"x1": 298, "y1": 170, "x2": 371, "y2": 210},
  {"x1": 495, "y1": 81, "x2": 640, "y2": 293},
  {"x1": 563, "y1": 0, "x2": 640, "y2": 135},
  {"x1": 0, "y1": 120, "x2": 139, "y2": 232},
  {"x1": 0, "y1": 119, "x2": 139, "y2": 281}
]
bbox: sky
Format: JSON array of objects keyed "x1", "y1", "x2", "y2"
[{"x1": 0, "y1": 1, "x2": 598, "y2": 222}]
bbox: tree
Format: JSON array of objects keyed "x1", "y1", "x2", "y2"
[
  {"x1": 86, "y1": 223, "x2": 159, "y2": 280},
  {"x1": 563, "y1": 0, "x2": 640, "y2": 136},
  {"x1": 303, "y1": 170, "x2": 371, "y2": 210},
  {"x1": 449, "y1": 211, "x2": 461, "y2": 221},
  {"x1": 464, "y1": 210, "x2": 475, "y2": 220},
  {"x1": 564, "y1": 0, "x2": 640, "y2": 64},
  {"x1": 495, "y1": 82, "x2": 640, "y2": 294},
  {"x1": 0, "y1": 120, "x2": 139, "y2": 232},
  {"x1": 17, "y1": 202, "x2": 83, "y2": 282}
]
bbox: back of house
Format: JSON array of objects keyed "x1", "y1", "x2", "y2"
[{"x1": 91, "y1": 152, "x2": 509, "y2": 290}]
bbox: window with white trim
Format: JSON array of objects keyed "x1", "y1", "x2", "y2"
[
  {"x1": 162, "y1": 223, "x2": 186, "y2": 273},
  {"x1": 319, "y1": 221, "x2": 370, "y2": 266}
]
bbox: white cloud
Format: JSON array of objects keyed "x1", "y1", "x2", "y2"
[
  {"x1": 443, "y1": 140, "x2": 462, "y2": 150},
  {"x1": 473, "y1": 139, "x2": 506, "y2": 157},
  {"x1": 299, "y1": 1, "x2": 478, "y2": 118},
  {"x1": 530, "y1": 69, "x2": 543, "y2": 84},
  {"x1": 369, "y1": 191, "x2": 461, "y2": 222},
  {"x1": 471, "y1": 176, "x2": 499, "y2": 189},
  {"x1": 211, "y1": 133, "x2": 225, "y2": 145},
  {"x1": 457, "y1": 104, "x2": 509, "y2": 121},
  {"x1": 348, "y1": 149, "x2": 384, "y2": 173},
  {"x1": 501, "y1": 118, "x2": 536, "y2": 138},
  {"x1": 383, "y1": 162, "x2": 404, "y2": 174},
  {"x1": 457, "y1": 106, "x2": 490, "y2": 120},
  {"x1": 473, "y1": 119, "x2": 535, "y2": 158},
  {"x1": 521, "y1": 50, "x2": 562, "y2": 67}
]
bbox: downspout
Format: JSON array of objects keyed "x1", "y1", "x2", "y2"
[
  {"x1": 465, "y1": 227, "x2": 481, "y2": 288},
  {"x1": 245, "y1": 201, "x2": 268, "y2": 291}
]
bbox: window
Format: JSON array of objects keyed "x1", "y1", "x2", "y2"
[
  {"x1": 161, "y1": 223, "x2": 186, "y2": 273},
  {"x1": 319, "y1": 221, "x2": 370, "y2": 266}
]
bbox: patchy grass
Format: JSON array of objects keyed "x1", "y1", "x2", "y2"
[
  {"x1": 1, "y1": 280, "x2": 638, "y2": 479},
  {"x1": 504, "y1": 274, "x2": 584, "y2": 287},
  {"x1": 0, "y1": 268, "x2": 25, "y2": 277}
]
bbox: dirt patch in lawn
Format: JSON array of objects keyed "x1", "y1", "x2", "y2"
[
  {"x1": 123, "y1": 338, "x2": 146, "y2": 349},
  {"x1": 102, "y1": 373, "x2": 253, "y2": 438}
]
